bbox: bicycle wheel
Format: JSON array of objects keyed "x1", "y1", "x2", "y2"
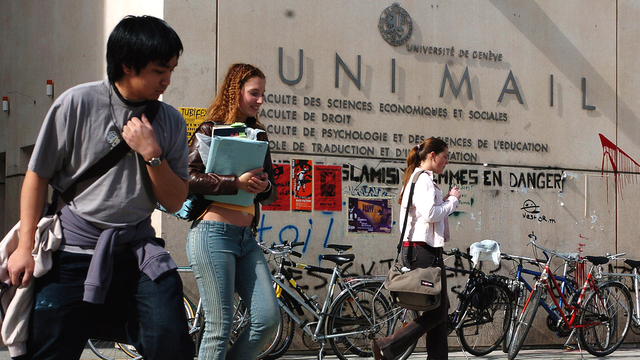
[
  {"x1": 263, "y1": 291, "x2": 296, "y2": 360},
  {"x1": 326, "y1": 282, "x2": 417, "y2": 360},
  {"x1": 184, "y1": 296, "x2": 203, "y2": 355},
  {"x1": 507, "y1": 286, "x2": 541, "y2": 360},
  {"x1": 230, "y1": 293, "x2": 285, "y2": 359},
  {"x1": 88, "y1": 339, "x2": 142, "y2": 360},
  {"x1": 632, "y1": 310, "x2": 640, "y2": 335},
  {"x1": 503, "y1": 282, "x2": 529, "y2": 353},
  {"x1": 88, "y1": 296, "x2": 195, "y2": 360},
  {"x1": 579, "y1": 281, "x2": 632, "y2": 356},
  {"x1": 457, "y1": 281, "x2": 512, "y2": 356}
]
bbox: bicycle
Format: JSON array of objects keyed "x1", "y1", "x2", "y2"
[
  {"x1": 443, "y1": 244, "x2": 513, "y2": 356},
  {"x1": 255, "y1": 241, "x2": 418, "y2": 360},
  {"x1": 88, "y1": 267, "x2": 203, "y2": 360},
  {"x1": 591, "y1": 252, "x2": 640, "y2": 336},
  {"x1": 501, "y1": 246, "x2": 581, "y2": 352},
  {"x1": 506, "y1": 232, "x2": 632, "y2": 359}
]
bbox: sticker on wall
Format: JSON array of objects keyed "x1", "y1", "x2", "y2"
[
  {"x1": 314, "y1": 165, "x2": 342, "y2": 212},
  {"x1": 347, "y1": 197, "x2": 392, "y2": 234},
  {"x1": 262, "y1": 163, "x2": 291, "y2": 211},
  {"x1": 292, "y1": 159, "x2": 313, "y2": 211},
  {"x1": 179, "y1": 107, "x2": 208, "y2": 140}
]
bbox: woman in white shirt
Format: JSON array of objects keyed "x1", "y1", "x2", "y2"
[{"x1": 373, "y1": 137, "x2": 460, "y2": 360}]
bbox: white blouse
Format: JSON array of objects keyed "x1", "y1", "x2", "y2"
[{"x1": 398, "y1": 168, "x2": 459, "y2": 247}]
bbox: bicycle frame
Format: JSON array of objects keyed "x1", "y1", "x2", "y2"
[
  {"x1": 444, "y1": 246, "x2": 507, "y2": 333},
  {"x1": 445, "y1": 265, "x2": 480, "y2": 333},
  {"x1": 595, "y1": 255, "x2": 640, "y2": 328},
  {"x1": 272, "y1": 260, "x2": 344, "y2": 342},
  {"x1": 266, "y1": 247, "x2": 393, "y2": 344},
  {"x1": 508, "y1": 253, "x2": 578, "y2": 330},
  {"x1": 527, "y1": 242, "x2": 603, "y2": 337}
]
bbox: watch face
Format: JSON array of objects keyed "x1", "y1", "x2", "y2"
[{"x1": 148, "y1": 157, "x2": 162, "y2": 167}]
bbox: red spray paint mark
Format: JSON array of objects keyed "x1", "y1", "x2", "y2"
[{"x1": 599, "y1": 134, "x2": 640, "y2": 202}]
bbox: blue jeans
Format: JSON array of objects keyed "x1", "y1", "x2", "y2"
[
  {"x1": 17, "y1": 250, "x2": 195, "y2": 360},
  {"x1": 186, "y1": 220, "x2": 280, "y2": 360}
]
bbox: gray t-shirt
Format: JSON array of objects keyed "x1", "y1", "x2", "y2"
[{"x1": 29, "y1": 79, "x2": 189, "y2": 228}]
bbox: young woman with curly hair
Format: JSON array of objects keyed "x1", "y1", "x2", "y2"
[{"x1": 186, "y1": 63, "x2": 279, "y2": 360}]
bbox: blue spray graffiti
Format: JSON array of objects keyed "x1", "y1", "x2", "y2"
[{"x1": 257, "y1": 213, "x2": 335, "y2": 253}]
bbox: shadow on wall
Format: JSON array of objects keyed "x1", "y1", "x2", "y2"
[{"x1": 490, "y1": 1, "x2": 637, "y2": 142}]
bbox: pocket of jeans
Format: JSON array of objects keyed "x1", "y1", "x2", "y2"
[{"x1": 402, "y1": 248, "x2": 418, "y2": 264}]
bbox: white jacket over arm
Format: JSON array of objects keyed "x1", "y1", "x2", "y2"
[{"x1": 0, "y1": 216, "x2": 62, "y2": 357}]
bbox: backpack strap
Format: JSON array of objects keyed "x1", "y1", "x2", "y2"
[
  {"x1": 395, "y1": 170, "x2": 425, "y2": 260},
  {"x1": 50, "y1": 100, "x2": 161, "y2": 214}
]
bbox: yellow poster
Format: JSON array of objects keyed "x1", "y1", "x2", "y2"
[{"x1": 179, "y1": 107, "x2": 208, "y2": 140}]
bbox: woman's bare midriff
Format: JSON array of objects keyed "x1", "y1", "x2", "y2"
[{"x1": 201, "y1": 203, "x2": 254, "y2": 227}]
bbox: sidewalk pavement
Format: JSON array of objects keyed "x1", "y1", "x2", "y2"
[
  {"x1": 277, "y1": 347, "x2": 640, "y2": 359},
  {"x1": 1, "y1": 346, "x2": 639, "y2": 359}
]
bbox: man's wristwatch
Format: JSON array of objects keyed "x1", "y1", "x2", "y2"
[{"x1": 144, "y1": 155, "x2": 163, "y2": 167}]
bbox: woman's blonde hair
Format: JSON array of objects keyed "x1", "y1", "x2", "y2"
[
  {"x1": 205, "y1": 63, "x2": 265, "y2": 126},
  {"x1": 398, "y1": 137, "x2": 448, "y2": 204}
]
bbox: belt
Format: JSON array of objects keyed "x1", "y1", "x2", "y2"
[
  {"x1": 403, "y1": 241, "x2": 434, "y2": 247},
  {"x1": 403, "y1": 242, "x2": 442, "y2": 256}
]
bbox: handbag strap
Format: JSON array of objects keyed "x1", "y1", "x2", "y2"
[
  {"x1": 52, "y1": 100, "x2": 161, "y2": 211},
  {"x1": 395, "y1": 170, "x2": 425, "y2": 260}
]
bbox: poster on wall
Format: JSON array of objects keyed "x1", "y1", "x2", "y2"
[
  {"x1": 292, "y1": 159, "x2": 313, "y2": 211},
  {"x1": 262, "y1": 163, "x2": 291, "y2": 211},
  {"x1": 179, "y1": 107, "x2": 208, "y2": 140},
  {"x1": 314, "y1": 165, "x2": 342, "y2": 212},
  {"x1": 347, "y1": 197, "x2": 392, "y2": 234}
]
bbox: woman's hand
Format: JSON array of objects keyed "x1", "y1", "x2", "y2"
[
  {"x1": 448, "y1": 186, "x2": 461, "y2": 200},
  {"x1": 236, "y1": 168, "x2": 269, "y2": 194}
]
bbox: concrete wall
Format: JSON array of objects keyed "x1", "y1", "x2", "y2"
[{"x1": 2, "y1": 0, "x2": 640, "y2": 349}]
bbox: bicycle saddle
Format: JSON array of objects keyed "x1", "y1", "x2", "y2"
[
  {"x1": 585, "y1": 256, "x2": 609, "y2": 265},
  {"x1": 326, "y1": 244, "x2": 353, "y2": 252},
  {"x1": 625, "y1": 259, "x2": 640, "y2": 269},
  {"x1": 321, "y1": 253, "x2": 355, "y2": 265}
]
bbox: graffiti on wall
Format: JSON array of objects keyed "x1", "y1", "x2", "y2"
[
  {"x1": 600, "y1": 133, "x2": 640, "y2": 201},
  {"x1": 521, "y1": 199, "x2": 556, "y2": 224}
]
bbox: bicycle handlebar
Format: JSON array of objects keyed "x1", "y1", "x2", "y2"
[
  {"x1": 259, "y1": 241, "x2": 304, "y2": 258},
  {"x1": 500, "y1": 252, "x2": 544, "y2": 266},
  {"x1": 443, "y1": 247, "x2": 472, "y2": 261},
  {"x1": 527, "y1": 231, "x2": 577, "y2": 263}
]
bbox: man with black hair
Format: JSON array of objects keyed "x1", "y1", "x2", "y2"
[{"x1": 6, "y1": 15, "x2": 195, "y2": 360}]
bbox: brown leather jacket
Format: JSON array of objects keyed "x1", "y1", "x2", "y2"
[{"x1": 187, "y1": 119, "x2": 277, "y2": 232}]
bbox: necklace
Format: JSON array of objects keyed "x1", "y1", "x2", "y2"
[
  {"x1": 107, "y1": 83, "x2": 122, "y2": 132},
  {"x1": 111, "y1": 82, "x2": 148, "y2": 107}
]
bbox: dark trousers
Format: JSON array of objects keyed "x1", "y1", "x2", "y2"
[
  {"x1": 377, "y1": 245, "x2": 449, "y2": 360},
  {"x1": 15, "y1": 250, "x2": 195, "y2": 360}
]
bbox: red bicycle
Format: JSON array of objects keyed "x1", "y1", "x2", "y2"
[{"x1": 507, "y1": 232, "x2": 632, "y2": 359}]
